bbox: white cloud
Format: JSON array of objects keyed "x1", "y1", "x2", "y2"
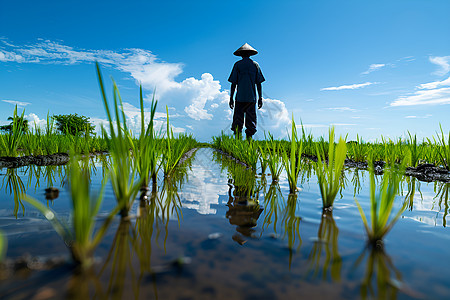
[
  {"x1": 181, "y1": 73, "x2": 228, "y2": 121},
  {"x1": 0, "y1": 39, "x2": 235, "y2": 138},
  {"x1": 430, "y1": 56, "x2": 450, "y2": 76},
  {"x1": 2, "y1": 99, "x2": 31, "y2": 107},
  {"x1": 391, "y1": 87, "x2": 450, "y2": 106},
  {"x1": 25, "y1": 113, "x2": 47, "y2": 128},
  {"x1": 326, "y1": 107, "x2": 357, "y2": 112},
  {"x1": 257, "y1": 97, "x2": 290, "y2": 133},
  {"x1": 321, "y1": 82, "x2": 376, "y2": 91},
  {"x1": 331, "y1": 123, "x2": 356, "y2": 126},
  {"x1": 417, "y1": 76, "x2": 450, "y2": 90},
  {"x1": 298, "y1": 124, "x2": 327, "y2": 129},
  {"x1": 362, "y1": 63, "x2": 386, "y2": 75},
  {"x1": 405, "y1": 114, "x2": 432, "y2": 119}
]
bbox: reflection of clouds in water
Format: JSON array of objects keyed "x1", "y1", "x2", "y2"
[
  {"x1": 403, "y1": 189, "x2": 450, "y2": 227},
  {"x1": 180, "y1": 149, "x2": 229, "y2": 215}
]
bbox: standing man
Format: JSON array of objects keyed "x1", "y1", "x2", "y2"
[{"x1": 228, "y1": 43, "x2": 265, "y2": 140}]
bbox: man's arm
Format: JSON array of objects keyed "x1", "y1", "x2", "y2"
[
  {"x1": 257, "y1": 83, "x2": 263, "y2": 109},
  {"x1": 229, "y1": 83, "x2": 237, "y2": 109}
]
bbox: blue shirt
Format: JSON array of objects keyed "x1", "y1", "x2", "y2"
[{"x1": 228, "y1": 57, "x2": 265, "y2": 102}]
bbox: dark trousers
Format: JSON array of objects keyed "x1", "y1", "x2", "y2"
[{"x1": 231, "y1": 101, "x2": 257, "y2": 137}]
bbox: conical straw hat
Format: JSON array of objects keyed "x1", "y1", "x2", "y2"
[{"x1": 233, "y1": 43, "x2": 258, "y2": 56}]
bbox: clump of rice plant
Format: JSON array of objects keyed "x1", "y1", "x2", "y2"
[
  {"x1": 96, "y1": 62, "x2": 143, "y2": 217},
  {"x1": 354, "y1": 156, "x2": 408, "y2": 246},
  {"x1": 23, "y1": 156, "x2": 116, "y2": 269},
  {"x1": 281, "y1": 116, "x2": 303, "y2": 193},
  {"x1": 314, "y1": 127, "x2": 347, "y2": 208},
  {"x1": 263, "y1": 133, "x2": 283, "y2": 182},
  {"x1": 0, "y1": 105, "x2": 26, "y2": 156},
  {"x1": 161, "y1": 106, "x2": 195, "y2": 177},
  {"x1": 349, "y1": 134, "x2": 367, "y2": 162},
  {"x1": 436, "y1": 124, "x2": 450, "y2": 170},
  {"x1": 406, "y1": 131, "x2": 423, "y2": 167},
  {"x1": 212, "y1": 133, "x2": 259, "y2": 169},
  {"x1": 131, "y1": 87, "x2": 160, "y2": 188}
]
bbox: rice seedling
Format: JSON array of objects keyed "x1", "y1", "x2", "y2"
[
  {"x1": 131, "y1": 86, "x2": 160, "y2": 187},
  {"x1": 161, "y1": 106, "x2": 190, "y2": 177},
  {"x1": 349, "y1": 134, "x2": 367, "y2": 162},
  {"x1": 258, "y1": 144, "x2": 269, "y2": 175},
  {"x1": 281, "y1": 115, "x2": 303, "y2": 193},
  {"x1": 436, "y1": 124, "x2": 450, "y2": 170},
  {"x1": 0, "y1": 105, "x2": 26, "y2": 157},
  {"x1": 406, "y1": 131, "x2": 423, "y2": 167},
  {"x1": 314, "y1": 127, "x2": 347, "y2": 208},
  {"x1": 354, "y1": 156, "x2": 408, "y2": 246},
  {"x1": 264, "y1": 133, "x2": 283, "y2": 182},
  {"x1": 23, "y1": 155, "x2": 116, "y2": 269},
  {"x1": 212, "y1": 133, "x2": 259, "y2": 169},
  {"x1": 96, "y1": 62, "x2": 143, "y2": 217}
]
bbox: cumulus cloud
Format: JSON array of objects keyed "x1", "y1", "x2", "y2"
[
  {"x1": 2, "y1": 99, "x2": 31, "y2": 107},
  {"x1": 321, "y1": 82, "x2": 376, "y2": 91},
  {"x1": 362, "y1": 63, "x2": 386, "y2": 75},
  {"x1": 181, "y1": 73, "x2": 229, "y2": 120},
  {"x1": 430, "y1": 56, "x2": 450, "y2": 76},
  {"x1": 257, "y1": 97, "x2": 290, "y2": 133},
  {"x1": 0, "y1": 39, "x2": 227, "y2": 120},
  {"x1": 25, "y1": 113, "x2": 47, "y2": 128}
]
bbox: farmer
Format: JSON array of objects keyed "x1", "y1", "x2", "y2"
[{"x1": 228, "y1": 43, "x2": 265, "y2": 140}]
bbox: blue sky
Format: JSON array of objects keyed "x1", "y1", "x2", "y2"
[{"x1": 1, "y1": 0, "x2": 449, "y2": 142}]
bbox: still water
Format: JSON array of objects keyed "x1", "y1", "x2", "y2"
[{"x1": 0, "y1": 148, "x2": 450, "y2": 299}]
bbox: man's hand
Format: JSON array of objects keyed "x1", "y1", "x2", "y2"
[
  {"x1": 258, "y1": 98, "x2": 263, "y2": 109},
  {"x1": 229, "y1": 97, "x2": 234, "y2": 109}
]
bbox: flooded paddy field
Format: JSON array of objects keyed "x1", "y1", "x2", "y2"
[{"x1": 1, "y1": 148, "x2": 450, "y2": 299}]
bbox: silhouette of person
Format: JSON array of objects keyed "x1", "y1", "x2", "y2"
[{"x1": 228, "y1": 43, "x2": 265, "y2": 140}]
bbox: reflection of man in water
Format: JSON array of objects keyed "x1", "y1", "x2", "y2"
[
  {"x1": 228, "y1": 43, "x2": 265, "y2": 140},
  {"x1": 226, "y1": 180, "x2": 263, "y2": 245}
]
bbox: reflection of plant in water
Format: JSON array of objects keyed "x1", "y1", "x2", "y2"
[
  {"x1": 282, "y1": 193, "x2": 302, "y2": 269},
  {"x1": 99, "y1": 220, "x2": 137, "y2": 299},
  {"x1": 433, "y1": 182, "x2": 450, "y2": 227},
  {"x1": 351, "y1": 169, "x2": 364, "y2": 197},
  {"x1": 354, "y1": 247, "x2": 403, "y2": 300},
  {"x1": 307, "y1": 209, "x2": 342, "y2": 281},
  {"x1": 222, "y1": 156, "x2": 263, "y2": 245},
  {"x1": 0, "y1": 230, "x2": 6, "y2": 262},
  {"x1": 2, "y1": 168, "x2": 25, "y2": 217},
  {"x1": 404, "y1": 177, "x2": 423, "y2": 211},
  {"x1": 67, "y1": 267, "x2": 105, "y2": 299},
  {"x1": 262, "y1": 183, "x2": 284, "y2": 233},
  {"x1": 355, "y1": 156, "x2": 408, "y2": 246},
  {"x1": 23, "y1": 156, "x2": 116, "y2": 270}
]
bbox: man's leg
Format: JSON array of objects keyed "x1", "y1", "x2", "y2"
[
  {"x1": 231, "y1": 102, "x2": 245, "y2": 137},
  {"x1": 244, "y1": 102, "x2": 257, "y2": 139}
]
